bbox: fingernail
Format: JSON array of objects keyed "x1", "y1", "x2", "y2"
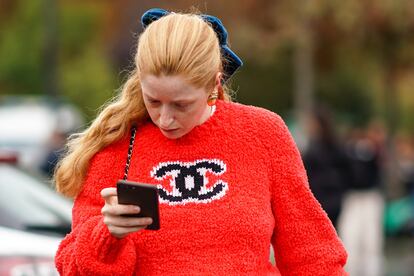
[{"x1": 134, "y1": 206, "x2": 140, "y2": 212}]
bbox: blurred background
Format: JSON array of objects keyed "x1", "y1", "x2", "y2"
[{"x1": 0, "y1": 0, "x2": 413, "y2": 275}]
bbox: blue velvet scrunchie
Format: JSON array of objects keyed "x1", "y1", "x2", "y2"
[{"x1": 141, "y1": 8, "x2": 243, "y2": 83}]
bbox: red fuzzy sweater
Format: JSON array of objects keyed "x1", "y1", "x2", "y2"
[{"x1": 55, "y1": 100, "x2": 348, "y2": 275}]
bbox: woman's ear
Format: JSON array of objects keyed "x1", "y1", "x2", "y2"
[
  {"x1": 215, "y1": 72, "x2": 224, "y2": 97},
  {"x1": 215, "y1": 72, "x2": 222, "y2": 86}
]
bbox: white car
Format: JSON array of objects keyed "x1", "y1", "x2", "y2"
[
  {"x1": 0, "y1": 159, "x2": 72, "y2": 275},
  {"x1": 0, "y1": 226, "x2": 61, "y2": 276},
  {"x1": 0, "y1": 96, "x2": 84, "y2": 172}
]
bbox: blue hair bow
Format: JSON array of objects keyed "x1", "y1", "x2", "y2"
[{"x1": 141, "y1": 8, "x2": 243, "y2": 83}]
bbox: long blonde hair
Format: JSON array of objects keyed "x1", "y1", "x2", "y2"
[{"x1": 55, "y1": 12, "x2": 232, "y2": 197}]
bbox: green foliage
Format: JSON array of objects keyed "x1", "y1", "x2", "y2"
[
  {"x1": 59, "y1": 4, "x2": 101, "y2": 58},
  {"x1": 0, "y1": 0, "x2": 44, "y2": 94},
  {"x1": 58, "y1": 3, "x2": 116, "y2": 120},
  {"x1": 2, "y1": 0, "x2": 414, "y2": 133},
  {"x1": 0, "y1": 1, "x2": 117, "y2": 121},
  {"x1": 316, "y1": 67, "x2": 373, "y2": 126},
  {"x1": 59, "y1": 48, "x2": 115, "y2": 120},
  {"x1": 234, "y1": 45, "x2": 294, "y2": 117}
]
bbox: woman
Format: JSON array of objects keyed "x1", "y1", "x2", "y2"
[{"x1": 55, "y1": 8, "x2": 348, "y2": 275}]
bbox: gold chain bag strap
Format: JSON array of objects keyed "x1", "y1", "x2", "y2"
[{"x1": 123, "y1": 125, "x2": 137, "y2": 181}]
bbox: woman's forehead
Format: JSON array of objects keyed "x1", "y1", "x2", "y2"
[{"x1": 141, "y1": 74, "x2": 206, "y2": 100}]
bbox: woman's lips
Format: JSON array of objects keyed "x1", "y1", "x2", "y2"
[{"x1": 161, "y1": 128, "x2": 178, "y2": 133}]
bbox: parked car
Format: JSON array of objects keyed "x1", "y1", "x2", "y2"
[
  {"x1": 0, "y1": 96, "x2": 84, "y2": 173},
  {"x1": 0, "y1": 155, "x2": 72, "y2": 275},
  {"x1": 0, "y1": 226, "x2": 62, "y2": 276}
]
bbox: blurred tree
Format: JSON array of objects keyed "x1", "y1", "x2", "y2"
[
  {"x1": 43, "y1": 0, "x2": 58, "y2": 98},
  {"x1": 0, "y1": 0, "x2": 44, "y2": 94},
  {"x1": 58, "y1": 2, "x2": 116, "y2": 120},
  {"x1": 0, "y1": 0, "x2": 117, "y2": 121},
  {"x1": 233, "y1": 45, "x2": 294, "y2": 115},
  {"x1": 316, "y1": 67, "x2": 373, "y2": 126},
  {"x1": 1, "y1": 0, "x2": 414, "y2": 135}
]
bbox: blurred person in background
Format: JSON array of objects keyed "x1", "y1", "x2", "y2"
[
  {"x1": 395, "y1": 134, "x2": 414, "y2": 234},
  {"x1": 338, "y1": 121, "x2": 386, "y2": 276},
  {"x1": 303, "y1": 106, "x2": 350, "y2": 229},
  {"x1": 41, "y1": 130, "x2": 67, "y2": 177},
  {"x1": 53, "y1": 8, "x2": 348, "y2": 276}
]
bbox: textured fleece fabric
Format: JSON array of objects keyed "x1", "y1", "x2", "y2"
[{"x1": 55, "y1": 100, "x2": 348, "y2": 275}]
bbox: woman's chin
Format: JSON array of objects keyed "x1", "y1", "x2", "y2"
[{"x1": 160, "y1": 128, "x2": 185, "y2": 139}]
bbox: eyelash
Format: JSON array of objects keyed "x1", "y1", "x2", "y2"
[
  {"x1": 174, "y1": 103, "x2": 188, "y2": 109},
  {"x1": 148, "y1": 100, "x2": 160, "y2": 105},
  {"x1": 147, "y1": 100, "x2": 188, "y2": 110}
]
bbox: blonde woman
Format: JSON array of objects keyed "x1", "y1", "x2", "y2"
[{"x1": 55, "y1": 8, "x2": 348, "y2": 275}]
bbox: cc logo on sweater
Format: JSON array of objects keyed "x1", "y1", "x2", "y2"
[{"x1": 150, "y1": 159, "x2": 228, "y2": 205}]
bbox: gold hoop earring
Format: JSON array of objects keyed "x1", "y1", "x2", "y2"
[{"x1": 207, "y1": 90, "x2": 218, "y2": 106}]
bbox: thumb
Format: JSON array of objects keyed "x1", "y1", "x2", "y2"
[{"x1": 100, "y1": 187, "x2": 118, "y2": 205}]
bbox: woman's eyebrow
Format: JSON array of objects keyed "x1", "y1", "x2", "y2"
[
  {"x1": 174, "y1": 99, "x2": 194, "y2": 104},
  {"x1": 145, "y1": 95, "x2": 158, "y2": 101},
  {"x1": 144, "y1": 94, "x2": 195, "y2": 104}
]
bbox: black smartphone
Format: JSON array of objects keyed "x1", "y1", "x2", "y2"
[{"x1": 116, "y1": 179, "x2": 160, "y2": 230}]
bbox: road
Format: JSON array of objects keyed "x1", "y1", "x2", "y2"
[{"x1": 385, "y1": 236, "x2": 414, "y2": 276}]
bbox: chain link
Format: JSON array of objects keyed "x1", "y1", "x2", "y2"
[{"x1": 123, "y1": 125, "x2": 137, "y2": 180}]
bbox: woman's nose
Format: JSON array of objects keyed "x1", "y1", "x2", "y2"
[{"x1": 159, "y1": 107, "x2": 174, "y2": 128}]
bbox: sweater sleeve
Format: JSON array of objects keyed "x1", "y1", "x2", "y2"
[
  {"x1": 266, "y1": 114, "x2": 348, "y2": 276},
  {"x1": 55, "y1": 142, "x2": 137, "y2": 275}
]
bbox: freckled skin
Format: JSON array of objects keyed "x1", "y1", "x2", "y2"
[{"x1": 140, "y1": 74, "x2": 218, "y2": 139}]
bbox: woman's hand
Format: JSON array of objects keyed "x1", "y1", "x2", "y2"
[{"x1": 101, "y1": 187, "x2": 153, "y2": 239}]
